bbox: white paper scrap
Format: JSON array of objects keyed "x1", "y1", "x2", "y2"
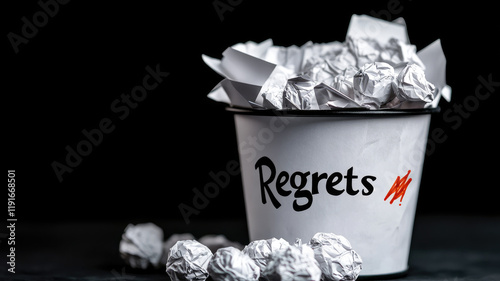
[{"x1": 346, "y1": 14, "x2": 408, "y2": 45}]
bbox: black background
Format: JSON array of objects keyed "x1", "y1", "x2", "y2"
[{"x1": 5, "y1": 0, "x2": 500, "y2": 226}]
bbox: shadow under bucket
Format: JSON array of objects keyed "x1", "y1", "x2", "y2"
[{"x1": 228, "y1": 107, "x2": 439, "y2": 279}]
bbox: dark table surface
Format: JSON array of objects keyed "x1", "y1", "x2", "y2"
[{"x1": 1, "y1": 215, "x2": 499, "y2": 281}]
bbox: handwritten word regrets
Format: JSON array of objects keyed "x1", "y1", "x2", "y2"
[{"x1": 255, "y1": 156, "x2": 376, "y2": 212}]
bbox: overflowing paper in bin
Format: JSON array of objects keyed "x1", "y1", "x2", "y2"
[{"x1": 202, "y1": 14, "x2": 451, "y2": 110}]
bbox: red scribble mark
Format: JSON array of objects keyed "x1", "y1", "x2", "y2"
[{"x1": 384, "y1": 170, "x2": 412, "y2": 205}]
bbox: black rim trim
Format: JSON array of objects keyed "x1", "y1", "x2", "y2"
[
  {"x1": 357, "y1": 268, "x2": 409, "y2": 280},
  {"x1": 226, "y1": 106, "x2": 440, "y2": 117}
]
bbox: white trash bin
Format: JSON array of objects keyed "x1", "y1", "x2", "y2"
[{"x1": 230, "y1": 107, "x2": 438, "y2": 279}]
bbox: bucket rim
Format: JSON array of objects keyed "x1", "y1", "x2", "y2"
[
  {"x1": 226, "y1": 106, "x2": 440, "y2": 117},
  {"x1": 357, "y1": 268, "x2": 409, "y2": 280}
]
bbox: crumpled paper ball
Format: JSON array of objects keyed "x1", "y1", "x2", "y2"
[
  {"x1": 242, "y1": 237, "x2": 290, "y2": 274},
  {"x1": 394, "y1": 63, "x2": 435, "y2": 103},
  {"x1": 119, "y1": 222, "x2": 164, "y2": 269},
  {"x1": 166, "y1": 240, "x2": 213, "y2": 281},
  {"x1": 160, "y1": 233, "x2": 196, "y2": 266},
  {"x1": 262, "y1": 244, "x2": 322, "y2": 281},
  {"x1": 208, "y1": 246, "x2": 260, "y2": 281},
  {"x1": 353, "y1": 62, "x2": 396, "y2": 108},
  {"x1": 308, "y1": 232, "x2": 362, "y2": 281}
]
